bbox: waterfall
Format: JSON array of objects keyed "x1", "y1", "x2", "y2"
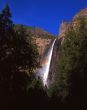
[{"x1": 36, "y1": 39, "x2": 56, "y2": 86}]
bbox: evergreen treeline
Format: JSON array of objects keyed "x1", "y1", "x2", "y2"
[{"x1": 0, "y1": 4, "x2": 46, "y2": 109}]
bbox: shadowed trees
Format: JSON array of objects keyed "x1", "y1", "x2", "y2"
[{"x1": 0, "y1": 4, "x2": 40, "y2": 97}]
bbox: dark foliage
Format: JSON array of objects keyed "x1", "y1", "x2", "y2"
[
  {"x1": 49, "y1": 18, "x2": 87, "y2": 110},
  {"x1": 0, "y1": 4, "x2": 40, "y2": 107}
]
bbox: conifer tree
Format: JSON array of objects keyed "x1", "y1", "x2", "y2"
[
  {"x1": 0, "y1": 4, "x2": 39, "y2": 95},
  {"x1": 0, "y1": 4, "x2": 13, "y2": 32}
]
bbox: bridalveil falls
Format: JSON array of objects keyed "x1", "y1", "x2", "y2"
[{"x1": 36, "y1": 39, "x2": 56, "y2": 86}]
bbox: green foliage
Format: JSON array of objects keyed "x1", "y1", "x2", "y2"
[
  {"x1": 50, "y1": 18, "x2": 87, "y2": 102},
  {"x1": 14, "y1": 25, "x2": 39, "y2": 73},
  {"x1": 60, "y1": 18, "x2": 87, "y2": 98},
  {"x1": 0, "y1": 4, "x2": 39, "y2": 95}
]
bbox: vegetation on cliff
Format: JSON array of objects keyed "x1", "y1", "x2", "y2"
[
  {"x1": 48, "y1": 18, "x2": 87, "y2": 109},
  {"x1": 14, "y1": 24, "x2": 55, "y2": 39}
]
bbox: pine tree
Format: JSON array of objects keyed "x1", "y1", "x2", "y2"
[
  {"x1": 0, "y1": 4, "x2": 39, "y2": 96},
  {"x1": 0, "y1": 4, "x2": 13, "y2": 32}
]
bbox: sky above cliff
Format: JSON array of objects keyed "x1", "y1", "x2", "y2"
[{"x1": 0, "y1": 0, "x2": 87, "y2": 35}]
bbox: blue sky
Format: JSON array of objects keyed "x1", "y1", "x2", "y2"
[{"x1": 0, "y1": 0, "x2": 87, "y2": 35}]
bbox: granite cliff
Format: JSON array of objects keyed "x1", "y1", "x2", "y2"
[
  {"x1": 14, "y1": 25, "x2": 55, "y2": 57},
  {"x1": 48, "y1": 7, "x2": 87, "y2": 84},
  {"x1": 59, "y1": 7, "x2": 87, "y2": 38}
]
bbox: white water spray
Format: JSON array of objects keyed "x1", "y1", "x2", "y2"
[{"x1": 36, "y1": 39, "x2": 56, "y2": 86}]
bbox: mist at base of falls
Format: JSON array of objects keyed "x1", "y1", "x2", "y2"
[{"x1": 36, "y1": 39, "x2": 56, "y2": 86}]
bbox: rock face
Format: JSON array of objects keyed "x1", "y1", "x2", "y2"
[
  {"x1": 34, "y1": 37, "x2": 52, "y2": 56},
  {"x1": 48, "y1": 7, "x2": 87, "y2": 85},
  {"x1": 14, "y1": 24, "x2": 54, "y2": 56},
  {"x1": 28, "y1": 27, "x2": 54, "y2": 57},
  {"x1": 73, "y1": 8, "x2": 87, "y2": 20},
  {"x1": 59, "y1": 7, "x2": 87, "y2": 38},
  {"x1": 34, "y1": 7, "x2": 87, "y2": 85},
  {"x1": 59, "y1": 21, "x2": 70, "y2": 37}
]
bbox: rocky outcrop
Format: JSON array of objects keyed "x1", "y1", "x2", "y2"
[
  {"x1": 14, "y1": 24, "x2": 54, "y2": 56},
  {"x1": 73, "y1": 8, "x2": 87, "y2": 20},
  {"x1": 59, "y1": 7, "x2": 87, "y2": 38},
  {"x1": 34, "y1": 37, "x2": 52, "y2": 56},
  {"x1": 26, "y1": 27, "x2": 54, "y2": 56},
  {"x1": 59, "y1": 21, "x2": 70, "y2": 37},
  {"x1": 48, "y1": 7, "x2": 87, "y2": 85}
]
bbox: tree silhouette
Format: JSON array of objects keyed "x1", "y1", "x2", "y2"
[{"x1": 0, "y1": 4, "x2": 39, "y2": 98}]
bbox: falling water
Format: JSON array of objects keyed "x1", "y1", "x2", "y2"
[{"x1": 36, "y1": 39, "x2": 56, "y2": 86}]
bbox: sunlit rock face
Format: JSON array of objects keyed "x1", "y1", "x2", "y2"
[
  {"x1": 59, "y1": 7, "x2": 87, "y2": 39},
  {"x1": 14, "y1": 24, "x2": 53, "y2": 57},
  {"x1": 36, "y1": 7, "x2": 87, "y2": 86},
  {"x1": 34, "y1": 38, "x2": 52, "y2": 56},
  {"x1": 73, "y1": 8, "x2": 87, "y2": 20},
  {"x1": 48, "y1": 7, "x2": 87, "y2": 85},
  {"x1": 59, "y1": 21, "x2": 70, "y2": 37}
]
